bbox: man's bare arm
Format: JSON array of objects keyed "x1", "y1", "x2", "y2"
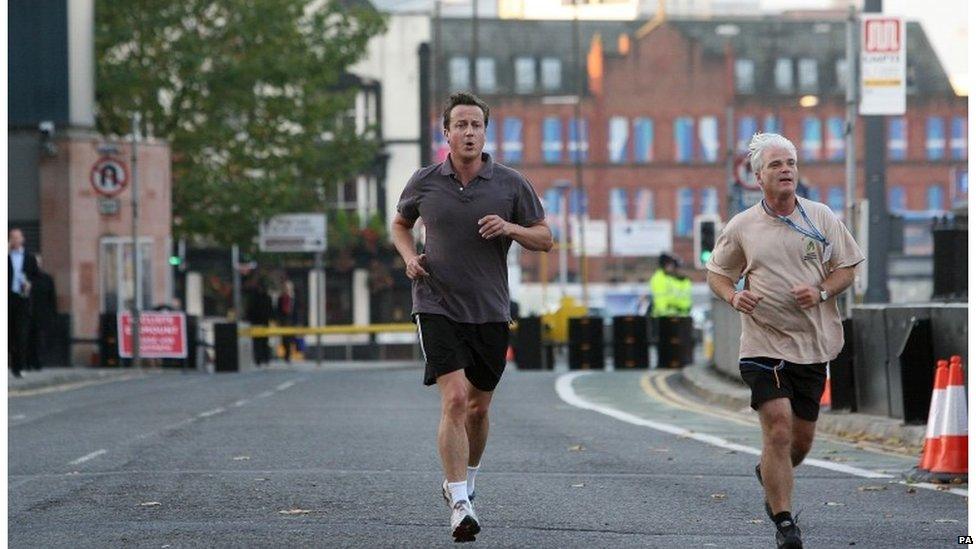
[
  {"x1": 707, "y1": 271, "x2": 763, "y2": 314},
  {"x1": 477, "y1": 216, "x2": 553, "y2": 252},
  {"x1": 391, "y1": 213, "x2": 428, "y2": 279}
]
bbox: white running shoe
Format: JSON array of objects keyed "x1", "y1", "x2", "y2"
[{"x1": 450, "y1": 500, "x2": 480, "y2": 543}]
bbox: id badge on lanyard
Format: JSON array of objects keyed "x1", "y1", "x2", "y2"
[{"x1": 763, "y1": 200, "x2": 831, "y2": 264}]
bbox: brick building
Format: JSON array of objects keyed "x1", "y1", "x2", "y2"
[{"x1": 428, "y1": 14, "x2": 967, "y2": 286}]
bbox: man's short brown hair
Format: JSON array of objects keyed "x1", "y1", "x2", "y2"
[{"x1": 442, "y1": 92, "x2": 490, "y2": 130}]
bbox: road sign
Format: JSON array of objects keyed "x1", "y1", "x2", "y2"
[
  {"x1": 733, "y1": 153, "x2": 760, "y2": 190},
  {"x1": 98, "y1": 197, "x2": 120, "y2": 216},
  {"x1": 259, "y1": 213, "x2": 327, "y2": 253},
  {"x1": 610, "y1": 220, "x2": 672, "y2": 257},
  {"x1": 860, "y1": 15, "x2": 906, "y2": 115},
  {"x1": 118, "y1": 311, "x2": 187, "y2": 358},
  {"x1": 90, "y1": 157, "x2": 129, "y2": 197}
]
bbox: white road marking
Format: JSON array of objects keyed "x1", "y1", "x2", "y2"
[
  {"x1": 555, "y1": 372, "x2": 967, "y2": 498},
  {"x1": 197, "y1": 407, "x2": 225, "y2": 418},
  {"x1": 11, "y1": 414, "x2": 26, "y2": 420},
  {"x1": 257, "y1": 391, "x2": 275, "y2": 399},
  {"x1": 69, "y1": 449, "x2": 107, "y2": 465},
  {"x1": 276, "y1": 381, "x2": 296, "y2": 391},
  {"x1": 232, "y1": 399, "x2": 249, "y2": 408}
]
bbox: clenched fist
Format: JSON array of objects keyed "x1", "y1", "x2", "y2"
[{"x1": 405, "y1": 254, "x2": 429, "y2": 280}]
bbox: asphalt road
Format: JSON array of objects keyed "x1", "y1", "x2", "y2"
[{"x1": 8, "y1": 364, "x2": 969, "y2": 548}]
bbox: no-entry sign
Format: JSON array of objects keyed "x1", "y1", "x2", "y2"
[
  {"x1": 118, "y1": 311, "x2": 188, "y2": 358},
  {"x1": 90, "y1": 157, "x2": 130, "y2": 197}
]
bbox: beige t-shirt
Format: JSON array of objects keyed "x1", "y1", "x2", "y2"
[{"x1": 706, "y1": 197, "x2": 864, "y2": 364}]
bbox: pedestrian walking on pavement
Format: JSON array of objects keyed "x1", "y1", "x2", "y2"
[
  {"x1": 392, "y1": 92, "x2": 552, "y2": 543},
  {"x1": 8, "y1": 228, "x2": 39, "y2": 378},
  {"x1": 705, "y1": 133, "x2": 864, "y2": 549}
]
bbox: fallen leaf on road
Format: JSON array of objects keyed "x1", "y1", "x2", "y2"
[
  {"x1": 571, "y1": 483, "x2": 585, "y2": 488},
  {"x1": 568, "y1": 444, "x2": 585, "y2": 452},
  {"x1": 935, "y1": 519, "x2": 959, "y2": 523},
  {"x1": 935, "y1": 485, "x2": 950, "y2": 491},
  {"x1": 951, "y1": 478, "x2": 965, "y2": 484},
  {"x1": 722, "y1": 450, "x2": 737, "y2": 455},
  {"x1": 140, "y1": 502, "x2": 162, "y2": 507},
  {"x1": 857, "y1": 485, "x2": 887, "y2": 492},
  {"x1": 233, "y1": 456, "x2": 251, "y2": 461},
  {"x1": 648, "y1": 447, "x2": 670, "y2": 453},
  {"x1": 711, "y1": 493, "x2": 726, "y2": 500},
  {"x1": 884, "y1": 514, "x2": 893, "y2": 518},
  {"x1": 279, "y1": 509, "x2": 312, "y2": 515},
  {"x1": 823, "y1": 456, "x2": 849, "y2": 462},
  {"x1": 748, "y1": 519, "x2": 764, "y2": 524},
  {"x1": 255, "y1": 478, "x2": 269, "y2": 482},
  {"x1": 825, "y1": 501, "x2": 845, "y2": 506},
  {"x1": 906, "y1": 487, "x2": 917, "y2": 494}
]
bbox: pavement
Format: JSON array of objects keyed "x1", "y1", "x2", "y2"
[
  {"x1": 678, "y1": 362, "x2": 927, "y2": 455},
  {"x1": 8, "y1": 360, "x2": 967, "y2": 547}
]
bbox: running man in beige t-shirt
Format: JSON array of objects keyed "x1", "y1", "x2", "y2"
[{"x1": 706, "y1": 133, "x2": 864, "y2": 549}]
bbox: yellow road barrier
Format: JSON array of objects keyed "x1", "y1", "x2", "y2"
[{"x1": 243, "y1": 323, "x2": 417, "y2": 338}]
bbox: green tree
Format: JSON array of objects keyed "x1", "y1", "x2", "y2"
[{"x1": 95, "y1": 0, "x2": 387, "y2": 249}]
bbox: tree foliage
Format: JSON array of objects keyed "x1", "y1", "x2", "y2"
[{"x1": 95, "y1": 0, "x2": 387, "y2": 249}]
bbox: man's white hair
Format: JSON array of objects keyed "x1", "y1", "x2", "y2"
[{"x1": 748, "y1": 132, "x2": 797, "y2": 173}]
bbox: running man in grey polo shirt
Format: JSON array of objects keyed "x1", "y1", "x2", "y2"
[{"x1": 392, "y1": 92, "x2": 552, "y2": 542}]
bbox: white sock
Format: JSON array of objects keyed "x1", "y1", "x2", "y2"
[
  {"x1": 448, "y1": 481, "x2": 469, "y2": 505},
  {"x1": 466, "y1": 465, "x2": 480, "y2": 497}
]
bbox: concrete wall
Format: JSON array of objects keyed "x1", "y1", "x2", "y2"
[{"x1": 710, "y1": 296, "x2": 742, "y2": 379}]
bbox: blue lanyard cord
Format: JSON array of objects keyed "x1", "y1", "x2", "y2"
[
  {"x1": 762, "y1": 200, "x2": 828, "y2": 246},
  {"x1": 740, "y1": 359, "x2": 786, "y2": 388}
]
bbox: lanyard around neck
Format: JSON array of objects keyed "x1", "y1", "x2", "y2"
[{"x1": 761, "y1": 199, "x2": 828, "y2": 245}]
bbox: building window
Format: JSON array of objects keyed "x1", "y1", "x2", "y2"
[
  {"x1": 568, "y1": 187, "x2": 587, "y2": 218},
  {"x1": 827, "y1": 186, "x2": 844, "y2": 213},
  {"x1": 806, "y1": 186, "x2": 821, "y2": 202},
  {"x1": 674, "y1": 117, "x2": 694, "y2": 163},
  {"x1": 888, "y1": 186, "x2": 906, "y2": 212},
  {"x1": 926, "y1": 117, "x2": 946, "y2": 160},
  {"x1": 825, "y1": 117, "x2": 845, "y2": 161},
  {"x1": 449, "y1": 56, "x2": 470, "y2": 90},
  {"x1": 100, "y1": 237, "x2": 153, "y2": 313},
  {"x1": 514, "y1": 56, "x2": 536, "y2": 93},
  {"x1": 737, "y1": 117, "x2": 757, "y2": 153},
  {"x1": 927, "y1": 184, "x2": 944, "y2": 211},
  {"x1": 801, "y1": 117, "x2": 822, "y2": 161},
  {"x1": 798, "y1": 58, "x2": 818, "y2": 93},
  {"x1": 608, "y1": 116, "x2": 629, "y2": 163},
  {"x1": 735, "y1": 59, "x2": 755, "y2": 93},
  {"x1": 476, "y1": 57, "x2": 497, "y2": 93},
  {"x1": 635, "y1": 189, "x2": 655, "y2": 220},
  {"x1": 698, "y1": 116, "x2": 720, "y2": 163},
  {"x1": 502, "y1": 117, "x2": 523, "y2": 164},
  {"x1": 763, "y1": 115, "x2": 782, "y2": 134},
  {"x1": 609, "y1": 188, "x2": 629, "y2": 220},
  {"x1": 835, "y1": 59, "x2": 848, "y2": 92},
  {"x1": 542, "y1": 116, "x2": 563, "y2": 164},
  {"x1": 541, "y1": 57, "x2": 562, "y2": 91},
  {"x1": 699, "y1": 187, "x2": 719, "y2": 215},
  {"x1": 950, "y1": 116, "x2": 967, "y2": 159},
  {"x1": 484, "y1": 120, "x2": 498, "y2": 157},
  {"x1": 568, "y1": 118, "x2": 588, "y2": 162},
  {"x1": 677, "y1": 187, "x2": 694, "y2": 236},
  {"x1": 774, "y1": 58, "x2": 793, "y2": 94},
  {"x1": 633, "y1": 118, "x2": 654, "y2": 163},
  {"x1": 543, "y1": 188, "x2": 565, "y2": 240},
  {"x1": 887, "y1": 117, "x2": 907, "y2": 161}
]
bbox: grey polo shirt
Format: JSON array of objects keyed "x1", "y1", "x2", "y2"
[{"x1": 396, "y1": 153, "x2": 546, "y2": 324}]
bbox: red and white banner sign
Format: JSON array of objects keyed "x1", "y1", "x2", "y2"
[
  {"x1": 860, "y1": 15, "x2": 906, "y2": 115},
  {"x1": 118, "y1": 311, "x2": 188, "y2": 358}
]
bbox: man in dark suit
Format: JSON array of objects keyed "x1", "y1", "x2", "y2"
[{"x1": 9, "y1": 228, "x2": 39, "y2": 378}]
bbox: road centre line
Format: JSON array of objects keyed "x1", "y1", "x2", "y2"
[
  {"x1": 555, "y1": 372, "x2": 967, "y2": 498},
  {"x1": 69, "y1": 449, "x2": 107, "y2": 465},
  {"x1": 257, "y1": 390, "x2": 275, "y2": 398},
  {"x1": 198, "y1": 407, "x2": 225, "y2": 418}
]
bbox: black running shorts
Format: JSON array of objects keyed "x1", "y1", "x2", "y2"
[
  {"x1": 415, "y1": 313, "x2": 509, "y2": 392},
  {"x1": 739, "y1": 356, "x2": 828, "y2": 422}
]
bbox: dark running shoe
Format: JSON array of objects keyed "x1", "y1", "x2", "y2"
[
  {"x1": 775, "y1": 516, "x2": 803, "y2": 548},
  {"x1": 755, "y1": 463, "x2": 774, "y2": 521}
]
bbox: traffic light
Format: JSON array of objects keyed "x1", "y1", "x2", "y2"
[
  {"x1": 168, "y1": 255, "x2": 182, "y2": 267},
  {"x1": 693, "y1": 215, "x2": 722, "y2": 269}
]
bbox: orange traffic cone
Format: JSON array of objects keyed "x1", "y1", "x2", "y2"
[
  {"x1": 919, "y1": 360, "x2": 949, "y2": 471},
  {"x1": 506, "y1": 345, "x2": 515, "y2": 362},
  {"x1": 931, "y1": 356, "x2": 967, "y2": 476},
  {"x1": 819, "y1": 363, "x2": 832, "y2": 408}
]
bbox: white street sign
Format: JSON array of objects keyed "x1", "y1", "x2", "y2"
[
  {"x1": 859, "y1": 15, "x2": 906, "y2": 115},
  {"x1": 259, "y1": 213, "x2": 327, "y2": 253},
  {"x1": 611, "y1": 220, "x2": 672, "y2": 257},
  {"x1": 569, "y1": 218, "x2": 608, "y2": 257}
]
